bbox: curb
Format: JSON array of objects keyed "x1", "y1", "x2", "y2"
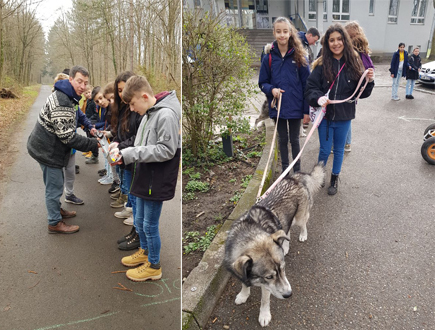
[{"x1": 182, "y1": 119, "x2": 277, "y2": 329}]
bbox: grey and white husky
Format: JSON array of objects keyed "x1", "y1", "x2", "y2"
[{"x1": 224, "y1": 163, "x2": 325, "y2": 327}]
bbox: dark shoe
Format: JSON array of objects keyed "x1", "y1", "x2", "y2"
[
  {"x1": 409, "y1": 95, "x2": 414, "y2": 99},
  {"x1": 405, "y1": 95, "x2": 411, "y2": 99},
  {"x1": 85, "y1": 155, "x2": 99, "y2": 164},
  {"x1": 327, "y1": 174, "x2": 339, "y2": 195},
  {"x1": 118, "y1": 231, "x2": 140, "y2": 250},
  {"x1": 60, "y1": 208, "x2": 76, "y2": 219},
  {"x1": 65, "y1": 194, "x2": 84, "y2": 205},
  {"x1": 117, "y1": 226, "x2": 136, "y2": 244},
  {"x1": 75, "y1": 165, "x2": 80, "y2": 174},
  {"x1": 108, "y1": 182, "x2": 120, "y2": 194},
  {"x1": 98, "y1": 169, "x2": 107, "y2": 176},
  {"x1": 48, "y1": 221, "x2": 79, "y2": 234}
]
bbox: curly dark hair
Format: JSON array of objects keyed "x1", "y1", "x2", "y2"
[
  {"x1": 321, "y1": 23, "x2": 363, "y2": 82},
  {"x1": 111, "y1": 71, "x2": 136, "y2": 134}
]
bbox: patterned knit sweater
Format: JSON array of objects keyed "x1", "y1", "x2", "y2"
[{"x1": 27, "y1": 80, "x2": 98, "y2": 168}]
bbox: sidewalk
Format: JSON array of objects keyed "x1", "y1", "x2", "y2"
[{"x1": 0, "y1": 85, "x2": 181, "y2": 330}]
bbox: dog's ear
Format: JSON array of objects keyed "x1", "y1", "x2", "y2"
[
  {"x1": 271, "y1": 230, "x2": 289, "y2": 247},
  {"x1": 233, "y1": 255, "x2": 253, "y2": 284}
]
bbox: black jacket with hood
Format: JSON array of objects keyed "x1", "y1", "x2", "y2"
[{"x1": 304, "y1": 57, "x2": 374, "y2": 121}]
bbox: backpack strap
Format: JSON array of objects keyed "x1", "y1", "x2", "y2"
[{"x1": 269, "y1": 53, "x2": 272, "y2": 69}]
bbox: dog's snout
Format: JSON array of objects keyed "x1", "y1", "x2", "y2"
[{"x1": 283, "y1": 291, "x2": 292, "y2": 299}]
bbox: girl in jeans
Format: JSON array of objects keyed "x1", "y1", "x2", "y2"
[
  {"x1": 258, "y1": 17, "x2": 310, "y2": 173},
  {"x1": 305, "y1": 24, "x2": 374, "y2": 195},
  {"x1": 389, "y1": 43, "x2": 408, "y2": 101}
]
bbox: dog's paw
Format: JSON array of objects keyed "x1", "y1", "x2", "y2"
[
  {"x1": 258, "y1": 310, "x2": 272, "y2": 327},
  {"x1": 235, "y1": 292, "x2": 249, "y2": 305},
  {"x1": 298, "y1": 233, "x2": 307, "y2": 242}
]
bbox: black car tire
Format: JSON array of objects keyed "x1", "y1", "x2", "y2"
[{"x1": 421, "y1": 137, "x2": 435, "y2": 165}]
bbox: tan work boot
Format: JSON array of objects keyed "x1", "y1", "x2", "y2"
[
  {"x1": 110, "y1": 193, "x2": 127, "y2": 208},
  {"x1": 126, "y1": 262, "x2": 162, "y2": 282},
  {"x1": 121, "y1": 248, "x2": 148, "y2": 267}
]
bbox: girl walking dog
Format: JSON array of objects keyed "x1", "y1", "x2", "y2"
[
  {"x1": 258, "y1": 17, "x2": 310, "y2": 173},
  {"x1": 305, "y1": 24, "x2": 374, "y2": 195}
]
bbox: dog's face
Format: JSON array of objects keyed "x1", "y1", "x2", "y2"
[{"x1": 232, "y1": 230, "x2": 292, "y2": 299}]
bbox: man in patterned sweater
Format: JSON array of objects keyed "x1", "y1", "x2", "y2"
[{"x1": 27, "y1": 66, "x2": 98, "y2": 234}]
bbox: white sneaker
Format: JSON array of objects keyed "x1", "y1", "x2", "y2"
[
  {"x1": 114, "y1": 207, "x2": 133, "y2": 219},
  {"x1": 123, "y1": 215, "x2": 134, "y2": 226},
  {"x1": 99, "y1": 176, "x2": 113, "y2": 185},
  {"x1": 98, "y1": 175, "x2": 108, "y2": 183}
]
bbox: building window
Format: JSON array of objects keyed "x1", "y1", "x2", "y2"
[
  {"x1": 308, "y1": 0, "x2": 327, "y2": 21},
  {"x1": 332, "y1": 0, "x2": 349, "y2": 21},
  {"x1": 194, "y1": 0, "x2": 201, "y2": 7},
  {"x1": 411, "y1": 0, "x2": 427, "y2": 24},
  {"x1": 369, "y1": 0, "x2": 374, "y2": 15},
  {"x1": 388, "y1": 0, "x2": 399, "y2": 23}
]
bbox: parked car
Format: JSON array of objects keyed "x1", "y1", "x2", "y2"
[{"x1": 419, "y1": 60, "x2": 435, "y2": 85}]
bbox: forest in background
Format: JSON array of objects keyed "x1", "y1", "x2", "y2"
[{"x1": 0, "y1": 0, "x2": 181, "y2": 93}]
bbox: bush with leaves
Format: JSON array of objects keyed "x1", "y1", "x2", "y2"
[{"x1": 182, "y1": 10, "x2": 256, "y2": 160}]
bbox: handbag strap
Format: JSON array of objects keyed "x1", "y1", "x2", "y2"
[{"x1": 329, "y1": 63, "x2": 346, "y2": 91}]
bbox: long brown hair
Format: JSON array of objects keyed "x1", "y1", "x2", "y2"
[
  {"x1": 112, "y1": 71, "x2": 136, "y2": 134},
  {"x1": 273, "y1": 17, "x2": 307, "y2": 67},
  {"x1": 321, "y1": 23, "x2": 363, "y2": 82}
]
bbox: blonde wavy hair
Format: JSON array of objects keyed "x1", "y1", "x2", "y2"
[
  {"x1": 273, "y1": 17, "x2": 308, "y2": 67},
  {"x1": 344, "y1": 21, "x2": 371, "y2": 55}
]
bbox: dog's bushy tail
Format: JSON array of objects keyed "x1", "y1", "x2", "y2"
[{"x1": 307, "y1": 162, "x2": 325, "y2": 193}]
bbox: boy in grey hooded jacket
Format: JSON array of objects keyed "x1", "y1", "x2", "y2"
[{"x1": 109, "y1": 75, "x2": 180, "y2": 282}]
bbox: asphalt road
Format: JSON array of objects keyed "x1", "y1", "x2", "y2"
[
  {"x1": 0, "y1": 85, "x2": 181, "y2": 330},
  {"x1": 205, "y1": 66, "x2": 435, "y2": 329}
]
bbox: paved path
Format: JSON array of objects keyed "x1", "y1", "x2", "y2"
[
  {"x1": 204, "y1": 64, "x2": 435, "y2": 329},
  {"x1": 0, "y1": 85, "x2": 181, "y2": 330}
]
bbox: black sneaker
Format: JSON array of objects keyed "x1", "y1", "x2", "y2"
[
  {"x1": 98, "y1": 169, "x2": 107, "y2": 177},
  {"x1": 108, "y1": 182, "x2": 120, "y2": 194},
  {"x1": 117, "y1": 227, "x2": 136, "y2": 244},
  {"x1": 75, "y1": 165, "x2": 80, "y2": 174},
  {"x1": 118, "y1": 231, "x2": 140, "y2": 250},
  {"x1": 65, "y1": 194, "x2": 84, "y2": 205}
]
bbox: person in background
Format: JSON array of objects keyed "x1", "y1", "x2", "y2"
[
  {"x1": 343, "y1": 21, "x2": 374, "y2": 152},
  {"x1": 405, "y1": 47, "x2": 421, "y2": 100},
  {"x1": 389, "y1": 42, "x2": 408, "y2": 101}
]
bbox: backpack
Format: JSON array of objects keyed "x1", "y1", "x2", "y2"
[{"x1": 260, "y1": 43, "x2": 273, "y2": 69}]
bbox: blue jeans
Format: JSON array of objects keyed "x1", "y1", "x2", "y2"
[
  {"x1": 135, "y1": 197, "x2": 163, "y2": 265},
  {"x1": 346, "y1": 123, "x2": 352, "y2": 145},
  {"x1": 40, "y1": 164, "x2": 64, "y2": 226},
  {"x1": 405, "y1": 79, "x2": 416, "y2": 95},
  {"x1": 318, "y1": 120, "x2": 351, "y2": 175},
  {"x1": 392, "y1": 69, "x2": 402, "y2": 99}
]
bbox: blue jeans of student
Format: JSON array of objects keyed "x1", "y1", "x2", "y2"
[
  {"x1": 119, "y1": 168, "x2": 133, "y2": 208},
  {"x1": 135, "y1": 197, "x2": 163, "y2": 265},
  {"x1": 405, "y1": 79, "x2": 416, "y2": 95},
  {"x1": 318, "y1": 120, "x2": 351, "y2": 175},
  {"x1": 392, "y1": 69, "x2": 402, "y2": 99},
  {"x1": 40, "y1": 163, "x2": 64, "y2": 226},
  {"x1": 346, "y1": 123, "x2": 352, "y2": 145}
]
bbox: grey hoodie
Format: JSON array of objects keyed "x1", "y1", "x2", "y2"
[{"x1": 121, "y1": 91, "x2": 181, "y2": 201}]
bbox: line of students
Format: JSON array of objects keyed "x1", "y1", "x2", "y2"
[
  {"x1": 28, "y1": 65, "x2": 181, "y2": 282},
  {"x1": 259, "y1": 18, "x2": 375, "y2": 196}
]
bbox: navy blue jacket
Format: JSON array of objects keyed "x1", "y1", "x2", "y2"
[
  {"x1": 389, "y1": 50, "x2": 408, "y2": 78},
  {"x1": 258, "y1": 41, "x2": 310, "y2": 120},
  {"x1": 94, "y1": 106, "x2": 106, "y2": 130}
]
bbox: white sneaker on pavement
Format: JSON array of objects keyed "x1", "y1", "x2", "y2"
[
  {"x1": 114, "y1": 207, "x2": 133, "y2": 219},
  {"x1": 123, "y1": 215, "x2": 134, "y2": 226}
]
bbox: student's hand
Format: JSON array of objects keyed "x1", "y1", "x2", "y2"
[
  {"x1": 89, "y1": 128, "x2": 97, "y2": 136},
  {"x1": 317, "y1": 96, "x2": 329, "y2": 107},
  {"x1": 109, "y1": 148, "x2": 123, "y2": 164},
  {"x1": 108, "y1": 142, "x2": 119, "y2": 152},
  {"x1": 272, "y1": 88, "x2": 285, "y2": 99},
  {"x1": 367, "y1": 68, "x2": 375, "y2": 82},
  {"x1": 391, "y1": 74, "x2": 395, "y2": 78}
]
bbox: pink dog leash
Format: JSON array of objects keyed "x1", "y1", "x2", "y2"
[{"x1": 257, "y1": 69, "x2": 370, "y2": 202}]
